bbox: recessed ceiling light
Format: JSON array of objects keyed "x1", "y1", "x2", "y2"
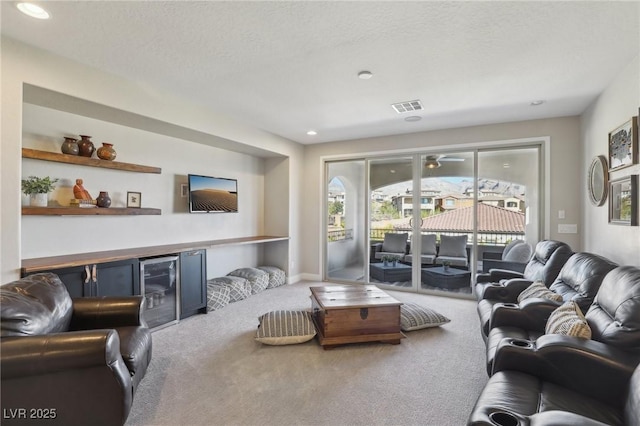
[
  {"x1": 390, "y1": 169, "x2": 396, "y2": 174},
  {"x1": 358, "y1": 71, "x2": 373, "y2": 80},
  {"x1": 404, "y1": 116, "x2": 422, "y2": 122},
  {"x1": 16, "y1": 2, "x2": 50, "y2": 19},
  {"x1": 530, "y1": 100, "x2": 545, "y2": 106},
  {"x1": 503, "y1": 163, "x2": 511, "y2": 168},
  {"x1": 306, "y1": 130, "x2": 317, "y2": 136}
]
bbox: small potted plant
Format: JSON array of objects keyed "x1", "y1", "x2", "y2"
[
  {"x1": 21, "y1": 175, "x2": 59, "y2": 207},
  {"x1": 381, "y1": 254, "x2": 400, "y2": 267},
  {"x1": 441, "y1": 260, "x2": 451, "y2": 272}
]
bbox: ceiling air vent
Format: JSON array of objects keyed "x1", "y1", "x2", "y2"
[{"x1": 391, "y1": 100, "x2": 423, "y2": 114}]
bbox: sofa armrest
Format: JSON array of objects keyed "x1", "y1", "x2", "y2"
[
  {"x1": 489, "y1": 298, "x2": 561, "y2": 331},
  {"x1": 1, "y1": 331, "x2": 133, "y2": 425},
  {"x1": 483, "y1": 259, "x2": 527, "y2": 274},
  {"x1": 70, "y1": 296, "x2": 145, "y2": 330},
  {"x1": 492, "y1": 334, "x2": 640, "y2": 406},
  {"x1": 478, "y1": 278, "x2": 533, "y2": 303},
  {"x1": 486, "y1": 268, "x2": 525, "y2": 281},
  {"x1": 1, "y1": 330, "x2": 129, "y2": 379}
]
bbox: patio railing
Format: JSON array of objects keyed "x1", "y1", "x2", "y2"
[{"x1": 328, "y1": 228, "x2": 354, "y2": 242}]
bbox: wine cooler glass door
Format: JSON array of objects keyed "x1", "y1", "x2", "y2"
[{"x1": 140, "y1": 256, "x2": 180, "y2": 329}]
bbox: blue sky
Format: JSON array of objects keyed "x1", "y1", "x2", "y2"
[{"x1": 190, "y1": 175, "x2": 237, "y2": 192}]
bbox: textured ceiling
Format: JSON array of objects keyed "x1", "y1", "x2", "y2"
[{"x1": 1, "y1": 1, "x2": 639, "y2": 144}]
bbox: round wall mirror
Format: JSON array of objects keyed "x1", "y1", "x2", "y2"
[{"x1": 588, "y1": 155, "x2": 608, "y2": 206}]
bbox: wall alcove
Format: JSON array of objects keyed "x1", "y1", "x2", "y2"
[{"x1": 20, "y1": 84, "x2": 290, "y2": 278}]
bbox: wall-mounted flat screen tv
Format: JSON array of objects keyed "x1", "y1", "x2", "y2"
[{"x1": 188, "y1": 174, "x2": 238, "y2": 213}]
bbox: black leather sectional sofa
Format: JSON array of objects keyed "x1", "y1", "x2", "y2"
[{"x1": 468, "y1": 241, "x2": 640, "y2": 426}]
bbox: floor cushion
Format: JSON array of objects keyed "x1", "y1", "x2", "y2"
[
  {"x1": 206, "y1": 283, "x2": 231, "y2": 311},
  {"x1": 255, "y1": 310, "x2": 317, "y2": 345},
  {"x1": 228, "y1": 268, "x2": 269, "y2": 294},
  {"x1": 207, "y1": 276, "x2": 252, "y2": 302},
  {"x1": 400, "y1": 302, "x2": 450, "y2": 331},
  {"x1": 258, "y1": 266, "x2": 286, "y2": 288}
]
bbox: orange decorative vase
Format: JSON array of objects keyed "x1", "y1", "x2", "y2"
[{"x1": 97, "y1": 143, "x2": 117, "y2": 161}]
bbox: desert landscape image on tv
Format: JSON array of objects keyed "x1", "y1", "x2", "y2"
[{"x1": 189, "y1": 175, "x2": 238, "y2": 212}]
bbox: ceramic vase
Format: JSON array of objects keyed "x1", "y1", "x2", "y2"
[
  {"x1": 78, "y1": 135, "x2": 95, "y2": 157},
  {"x1": 96, "y1": 191, "x2": 111, "y2": 208},
  {"x1": 97, "y1": 142, "x2": 117, "y2": 161},
  {"x1": 30, "y1": 193, "x2": 48, "y2": 207},
  {"x1": 443, "y1": 265, "x2": 450, "y2": 272},
  {"x1": 61, "y1": 137, "x2": 79, "y2": 155}
]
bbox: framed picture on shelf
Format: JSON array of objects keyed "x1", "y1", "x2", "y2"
[
  {"x1": 127, "y1": 191, "x2": 142, "y2": 208},
  {"x1": 608, "y1": 175, "x2": 638, "y2": 226},
  {"x1": 608, "y1": 116, "x2": 638, "y2": 171}
]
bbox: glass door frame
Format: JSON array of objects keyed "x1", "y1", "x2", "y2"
[{"x1": 321, "y1": 137, "x2": 549, "y2": 292}]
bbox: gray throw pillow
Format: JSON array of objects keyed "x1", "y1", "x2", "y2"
[
  {"x1": 382, "y1": 233, "x2": 408, "y2": 253},
  {"x1": 420, "y1": 234, "x2": 437, "y2": 255},
  {"x1": 545, "y1": 301, "x2": 592, "y2": 339},
  {"x1": 438, "y1": 235, "x2": 468, "y2": 257}
]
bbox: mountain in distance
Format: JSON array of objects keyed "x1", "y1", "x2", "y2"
[
  {"x1": 377, "y1": 178, "x2": 525, "y2": 198},
  {"x1": 331, "y1": 176, "x2": 524, "y2": 198}
]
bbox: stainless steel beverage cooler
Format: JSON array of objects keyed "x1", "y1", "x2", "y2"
[{"x1": 140, "y1": 256, "x2": 180, "y2": 329}]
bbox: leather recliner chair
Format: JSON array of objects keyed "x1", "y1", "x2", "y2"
[
  {"x1": 484, "y1": 253, "x2": 618, "y2": 375},
  {"x1": 475, "y1": 240, "x2": 573, "y2": 340},
  {"x1": 1, "y1": 273, "x2": 152, "y2": 426},
  {"x1": 468, "y1": 265, "x2": 640, "y2": 425}
]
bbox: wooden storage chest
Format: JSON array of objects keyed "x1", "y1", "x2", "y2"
[{"x1": 310, "y1": 285, "x2": 403, "y2": 349}]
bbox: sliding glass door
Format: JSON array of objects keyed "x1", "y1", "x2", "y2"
[
  {"x1": 476, "y1": 147, "x2": 541, "y2": 274},
  {"x1": 325, "y1": 160, "x2": 366, "y2": 282},
  {"x1": 324, "y1": 144, "x2": 542, "y2": 297},
  {"x1": 369, "y1": 156, "x2": 415, "y2": 288},
  {"x1": 417, "y1": 151, "x2": 475, "y2": 295}
]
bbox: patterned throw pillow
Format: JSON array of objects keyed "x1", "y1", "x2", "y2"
[
  {"x1": 257, "y1": 266, "x2": 286, "y2": 288},
  {"x1": 545, "y1": 301, "x2": 592, "y2": 339},
  {"x1": 517, "y1": 281, "x2": 563, "y2": 303},
  {"x1": 255, "y1": 310, "x2": 317, "y2": 345},
  {"x1": 400, "y1": 302, "x2": 450, "y2": 331},
  {"x1": 207, "y1": 276, "x2": 252, "y2": 302},
  {"x1": 206, "y1": 283, "x2": 231, "y2": 312},
  {"x1": 228, "y1": 268, "x2": 269, "y2": 294}
]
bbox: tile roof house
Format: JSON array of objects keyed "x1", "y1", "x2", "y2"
[{"x1": 419, "y1": 203, "x2": 524, "y2": 233}]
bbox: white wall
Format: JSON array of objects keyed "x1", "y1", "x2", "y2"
[
  {"x1": 581, "y1": 55, "x2": 640, "y2": 266},
  {"x1": 302, "y1": 117, "x2": 582, "y2": 276},
  {"x1": 1, "y1": 37, "x2": 304, "y2": 282}
]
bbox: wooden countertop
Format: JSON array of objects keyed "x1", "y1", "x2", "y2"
[{"x1": 21, "y1": 235, "x2": 289, "y2": 274}]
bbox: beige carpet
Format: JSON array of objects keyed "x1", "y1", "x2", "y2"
[{"x1": 126, "y1": 281, "x2": 488, "y2": 426}]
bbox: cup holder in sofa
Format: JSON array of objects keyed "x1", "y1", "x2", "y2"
[
  {"x1": 489, "y1": 411, "x2": 520, "y2": 426},
  {"x1": 508, "y1": 338, "x2": 533, "y2": 349},
  {"x1": 501, "y1": 303, "x2": 519, "y2": 308}
]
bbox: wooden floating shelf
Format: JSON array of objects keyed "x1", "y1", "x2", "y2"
[
  {"x1": 22, "y1": 207, "x2": 161, "y2": 216},
  {"x1": 22, "y1": 148, "x2": 162, "y2": 174}
]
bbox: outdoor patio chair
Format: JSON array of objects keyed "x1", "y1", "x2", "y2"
[{"x1": 371, "y1": 233, "x2": 409, "y2": 262}]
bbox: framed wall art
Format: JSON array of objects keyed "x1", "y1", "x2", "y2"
[
  {"x1": 608, "y1": 116, "x2": 638, "y2": 171},
  {"x1": 608, "y1": 175, "x2": 638, "y2": 226},
  {"x1": 127, "y1": 191, "x2": 142, "y2": 208}
]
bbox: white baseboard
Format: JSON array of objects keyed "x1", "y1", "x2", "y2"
[{"x1": 286, "y1": 273, "x2": 322, "y2": 284}]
